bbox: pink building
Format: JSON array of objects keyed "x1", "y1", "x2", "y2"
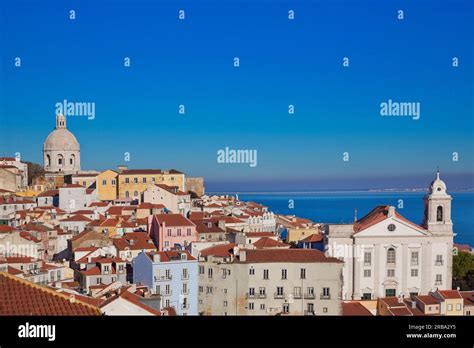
[{"x1": 148, "y1": 214, "x2": 197, "y2": 251}]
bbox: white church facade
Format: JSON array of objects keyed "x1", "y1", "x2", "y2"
[{"x1": 326, "y1": 172, "x2": 454, "y2": 300}]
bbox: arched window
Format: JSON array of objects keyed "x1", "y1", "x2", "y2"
[
  {"x1": 70, "y1": 155, "x2": 75, "y2": 166},
  {"x1": 57, "y1": 154, "x2": 64, "y2": 166},
  {"x1": 46, "y1": 155, "x2": 51, "y2": 167},
  {"x1": 436, "y1": 206, "x2": 443, "y2": 222},
  {"x1": 125, "y1": 191, "x2": 129, "y2": 198},
  {"x1": 387, "y1": 248, "x2": 396, "y2": 264}
]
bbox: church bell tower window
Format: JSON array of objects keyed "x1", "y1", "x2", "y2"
[{"x1": 436, "y1": 206, "x2": 443, "y2": 222}]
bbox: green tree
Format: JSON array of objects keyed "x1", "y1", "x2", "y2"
[{"x1": 452, "y1": 252, "x2": 474, "y2": 290}]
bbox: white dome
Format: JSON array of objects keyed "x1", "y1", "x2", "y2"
[
  {"x1": 429, "y1": 171, "x2": 447, "y2": 195},
  {"x1": 44, "y1": 128, "x2": 80, "y2": 151}
]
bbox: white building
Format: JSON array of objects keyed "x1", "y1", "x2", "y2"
[
  {"x1": 141, "y1": 184, "x2": 191, "y2": 216},
  {"x1": 326, "y1": 172, "x2": 454, "y2": 300}
]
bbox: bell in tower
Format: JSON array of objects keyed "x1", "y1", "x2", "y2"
[{"x1": 422, "y1": 170, "x2": 453, "y2": 235}]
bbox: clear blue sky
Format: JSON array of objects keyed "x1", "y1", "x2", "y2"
[{"x1": 1, "y1": 0, "x2": 473, "y2": 191}]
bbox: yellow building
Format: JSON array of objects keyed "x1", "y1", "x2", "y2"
[
  {"x1": 71, "y1": 173, "x2": 98, "y2": 189},
  {"x1": 432, "y1": 290, "x2": 464, "y2": 316},
  {"x1": 117, "y1": 169, "x2": 185, "y2": 200},
  {"x1": 97, "y1": 170, "x2": 119, "y2": 201},
  {"x1": 286, "y1": 227, "x2": 320, "y2": 244}
]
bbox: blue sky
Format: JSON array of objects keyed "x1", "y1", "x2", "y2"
[{"x1": 1, "y1": 0, "x2": 473, "y2": 191}]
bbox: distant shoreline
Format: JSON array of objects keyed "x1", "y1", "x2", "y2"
[{"x1": 208, "y1": 189, "x2": 474, "y2": 195}]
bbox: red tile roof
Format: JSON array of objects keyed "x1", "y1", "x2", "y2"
[
  {"x1": 37, "y1": 189, "x2": 59, "y2": 197},
  {"x1": 354, "y1": 205, "x2": 426, "y2": 234},
  {"x1": 437, "y1": 290, "x2": 462, "y2": 299},
  {"x1": 0, "y1": 225, "x2": 14, "y2": 233},
  {"x1": 415, "y1": 295, "x2": 440, "y2": 306},
  {"x1": 342, "y1": 302, "x2": 373, "y2": 316},
  {"x1": 200, "y1": 243, "x2": 237, "y2": 258},
  {"x1": 238, "y1": 249, "x2": 342, "y2": 264},
  {"x1": 113, "y1": 233, "x2": 156, "y2": 251},
  {"x1": 252, "y1": 237, "x2": 289, "y2": 249},
  {"x1": 300, "y1": 233, "x2": 324, "y2": 243},
  {"x1": 246, "y1": 231, "x2": 275, "y2": 237},
  {"x1": 154, "y1": 214, "x2": 195, "y2": 227},
  {"x1": 61, "y1": 214, "x2": 92, "y2": 222},
  {"x1": 146, "y1": 250, "x2": 196, "y2": 262},
  {"x1": 0, "y1": 272, "x2": 101, "y2": 315}
]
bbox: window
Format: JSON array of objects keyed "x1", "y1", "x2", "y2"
[
  {"x1": 208, "y1": 268, "x2": 213, "y2": 278},
  {"x1": 182, "y1": 283, "x2": 188, "y2": 294},
  {"x1": 249, "y1": 268, "x2": 255, "y2": 275},
  {"x1": 411, "y1": 269, "x2": 418, "y2": 277},
  {"x1": 125, "y1": 191, "x2": 129, "y2": 198},
  {"x1": 282, "y1": 303, "x2": 289, "y2": 313},
  {"x1": 143, "y1": 177, "x2": 147, "y2": 183},
  {"x1": 187, "y1": 228, "x2": 191, "y2": 236},
  {"x1": 281, "y1": 269, "x2": 287, "y2": 280},
  {"x1": 134, "y1": 178, "x2": 138, "y2": 184},
  {"x1": 125, "y1": 178, "x2": 130, "y2": 184},
  {"x1": 263, "y1": 269, "x2": 269, "y2": 280},
  {"x1": 385, "y1": 289, "x2": 396, "y2": 297},
  {"x1": 294, "y1": 287, "x2": 302, "y2": 297},
  {"x1": 249, "y1": 287, "x2": 255, "y2": 296},
  {"x1": 435, "y1": 274, "x2": 442, "y2": 285},
  {"x1": 198, "y1": 286, "x2": 203, "y2": 293},
  {"x1": 323, "y1": 307, "x2": 328, "y2": 313},
  {"x1": 134, "y1": 191, "x2": 138, "y2": 197},
  {"x1": 411, "y1": 251, "x2": 419, "y2": 266},
  {"x1": 260, "y1": 304, "x2": 265, "y2": 310},
  {"x1": 300, "y1": 268, "x2": 306, "y2": 279},
  {"x1": 435, "y1": 255, "x2": 443, "y2": 266},
  {"x1": 156, "y1": 285, "x2": 161, "y2": 294},
  {"x1": 456, "y1": 303, "x2": 461, "y2": 311},
  {"x1": 102, "y1": 180, "x2": 107, "y2": 185},
  {"x1": 167, "y1": 229, "x2": 172, "y2": 237},
  {"x1": 164, "y1": 241, "x2": 169, "y2": 248},
  {"x1": 165, "y1": 269, "x2": 171, "y2": 279},
  {"x1": 364, "y1": 252, "x2": 371, "y2": 266},
  {"x1": 223, "y1": 300, "x2": 228, "y2": 307},
  {"x1": 199, "y1": 266, "x2": 204, "y2": 274},
  {"x1": 387, "y1": 224, "x2": 396, "y2": 231},
  {"x1": 182, "y1": 268, "x2": 188, "y2": 279},
  {"x1": 387, "y1": 269, "x2": 395, "y2": 277},
  {"x1": 259, "y1": 287, "x2": 266, "y2": 297},
  {"x1": 387, "y1": 248, "x2": 396, "y2": 264},
  {"x1": 276, "y1": 287, "x2": 284, "y2": 297},
  {"x1": 222, "y1": 269, "x2": 227, "y2": 279},
  {"x1": 112, "y1": 179, "x2": 116, "y2": 185},
  {"x1": 362, "y1": 293, "x2": 371, "y2": 300},
  {"x1": 248, "y1": 303, "x2": 254, "y2": 310},
  {"x1": 436, "y1": 206, "x2": 443, "y2": 222},
  {"x1": 177, "y1": 229, "x2": 181, "y2": 236},
  {"x1": 165, "y1": 299, "x2": 170, "y2": 307},
  {"x1": 364, "y1": 269, "x2": 371, "y2": 277},
  {"x1": 322, "y1": 287, "x2": 330, "y2": 299},
  {"x1": 448, "y1": 304, "x2": 453, "y2": 311},
  {"x1": 165, "y1": 284, "x2": 171, "y2": 295}
]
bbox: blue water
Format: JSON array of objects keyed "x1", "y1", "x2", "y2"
[{"x1": 228, "y1": 192, "x2": 474, "y2": 246}]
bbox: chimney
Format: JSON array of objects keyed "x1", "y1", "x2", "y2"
[
  {"x1": 117, "y1": 165, "x2": 128, "y2": 173},
  {"x1": 387, "y1": 206, "x2": 396, "y2": 218},
  {"x1": 152, "y1": 252, "x2": 160, "y2": 262},
  {"x1": 411, "y1": 301, "x2": 417, "y2": 309}
]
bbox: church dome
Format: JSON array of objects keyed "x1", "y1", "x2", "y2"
[
  {"x1": 44, "y1": 128, "x2": 80, "y2": 151},
  {"x1": 43, "y1": 114, "x2": 80, "y2": 151}
]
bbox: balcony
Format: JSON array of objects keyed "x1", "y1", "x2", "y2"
[
  {"x1": 182, "y1": 274, "x2": 189, "y2": 280},
  {"x1": 246, "y1": 293, "x2": 256, "y2": 299},
  {"x1": 363, "y1": 262, "x2": 371, "y2": 267},
  {"x1": 293, "y1": 293, "x2": 302, "y2": 299},
  {"x1": 320, "y1": 294, "x2": 331, "y2": 300},
  {"x1": 154, "y1": 275, "x2": 172, "y2": 282},
  {"x1": 257, "y1": 293, "x2": 267, "y2": 299},
  {"x1": 274, "y1": 292, "x2": 285, "y2": 299},
  {"x1": 435, "y1": 261, "x2": 443, "y2": 266},
  {"x1": 304, "y1": 293, "x2": 315, "y2": 299},
  {"x1": 181, "y1": 289, "x2": 189, "y2": 295},
  {"x1": 304, "y1": 310, "x2": 315, "y2": 316}
]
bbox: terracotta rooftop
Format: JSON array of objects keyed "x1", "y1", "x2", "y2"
[
  {"x1": 252, "y1": 237, "x2": 289, "y2": 249},
  {"x1": 342, "y1": 302, "x2": 373, "y2": 316},
  {"x1": 436, "y1": 290, "x2": 463, "y2": 299},
  {"x1": 0, "y1": 272, "x2": 101, "y2": 315},
  {"x1": 154, "y1": 214, "x2": 195, "y2": 227},
  {"x1": 354, "y1": 205, "x2": 427, "y2": 233},
  {"x1": 113, "y1": 232, "x2": 156, "y2": 251},
  {"x1": 300, "y1": 233, "x2": 324, "y2": 243},
  {"x1": 145, "y1": 250, "x2": 196, "y2": 262},
  {"x1": 237, "y1": 249, "x2": 342, "y2": 264},
  {"x1": 200, "y1": 243, "x2": 237, "y2": 258}
]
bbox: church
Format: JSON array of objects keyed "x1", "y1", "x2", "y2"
[
  {"x1": 43, "y1": 114, "x2": 82, "y2": 186},
  {"x1": 326, "y1": 172, "x2": 454, "y2": 300}
]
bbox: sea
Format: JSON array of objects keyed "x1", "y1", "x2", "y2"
[{"x1": 214, "y1": 191, "x2": 474, "y2": 246}]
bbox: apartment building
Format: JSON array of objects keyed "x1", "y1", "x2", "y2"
[
  {"x1": 198, "y1": 246, "x2": 343, "y2": 316},
  {"x1": 133, "y1": 250, "x2": 198, "y2": 315}
]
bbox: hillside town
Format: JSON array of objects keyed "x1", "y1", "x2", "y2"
[{"x1": 0, "y1": 115, "x2": 473, "y2": 316}]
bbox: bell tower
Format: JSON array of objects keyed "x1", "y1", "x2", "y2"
[
  {"x1": 56, "y1": 114, "x2": 66, "y2": 129},
  {"x1": 422, "y1": 170, "x2": 453, "y2": 235}
]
